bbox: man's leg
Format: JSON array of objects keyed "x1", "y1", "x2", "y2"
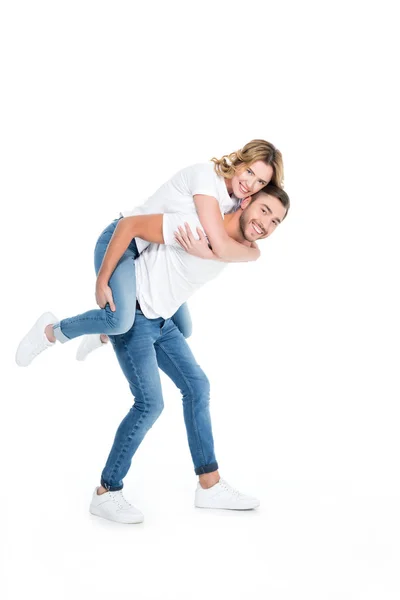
[
  {"x1": 154, "y1": 319, "x2": 260, "y2": 510},
  {"x1": 154, "y1": 319, "x2": 218, "y2": 481},
  {"x1": 99, "y1": 312, "x2": 165, "y2": 491}
]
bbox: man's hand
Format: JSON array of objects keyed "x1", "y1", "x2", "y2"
[
  {"x1": 174, "y1": 223, "x2": 218, "y2": 260},
  {"x1": 96, "y1": 277, "x2": 116, "y2": 311}
]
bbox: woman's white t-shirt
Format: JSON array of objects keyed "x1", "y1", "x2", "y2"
[{"x1": 121, "y1": 162, "x2": 239, "y2": 252}]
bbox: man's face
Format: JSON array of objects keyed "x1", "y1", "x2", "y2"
[
  {"x1": 230, "y1": 160, "x2": 274, "y2": 199},
  {"x1": 239, "y1": 193, "x2": 287, "y2": 241}
]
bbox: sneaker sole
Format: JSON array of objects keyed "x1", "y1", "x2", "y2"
[
  {"x1": 195, "y1": 502, "x2": 260, "y2": 510},
  {"x1": 89, "y1": 505, "x2": 144, "y2": 524}
]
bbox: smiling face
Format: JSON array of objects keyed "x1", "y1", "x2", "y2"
[
  {"x1": 239, "y1": 192, "x2": 287, "y2": 241},
  {"x1": 228, "y1": 160, "x2": 274, "y2": 199}
]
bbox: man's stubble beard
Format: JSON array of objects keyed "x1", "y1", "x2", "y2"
[{"x1": 239, "y1": 209, "x2": 252, "y2": 242}]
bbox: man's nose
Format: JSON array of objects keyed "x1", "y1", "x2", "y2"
[{"x1": 263, "y1": 217, "x2": 272, "y2": 233}]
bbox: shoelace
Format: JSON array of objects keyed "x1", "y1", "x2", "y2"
[
  {"x1": 111, "y1": 490, "x2": 133, "y2": 510},
  {"x1": 219, "y1": 480, "x2": 243, "y2": 498}
]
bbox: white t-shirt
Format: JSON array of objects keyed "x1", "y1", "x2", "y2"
[
  {"x1": 121, "y1": 162, "x2": 239, "y2": 252},
  {"x1": 135, "y1": 211, "x2": 228, "y2": 319}
]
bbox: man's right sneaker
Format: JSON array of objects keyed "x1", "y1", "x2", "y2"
[
  {"x1": 195, "y1": 478, "x2": 260, "y2": 510},
  {"x1": 89, "y1": 487, "x2": 144, "y2": 524},
  {"x1": 76, "y1": 335, "x2": 108, "y2": 361},
  {"x1": 15, "y1": 312, "x2": 58, "y2": 367}
]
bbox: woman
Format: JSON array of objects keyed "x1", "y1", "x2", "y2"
[{"x1": 16, "y1": 139, "x2": 284, "y2": 367}]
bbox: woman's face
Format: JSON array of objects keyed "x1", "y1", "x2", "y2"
[{"x1": 228, "y1": 160, "x2": 274, "y2": 198}]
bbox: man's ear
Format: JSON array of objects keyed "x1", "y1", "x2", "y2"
[{"x1": 240, "y1": 195, "x2": 252, "y2": 209}]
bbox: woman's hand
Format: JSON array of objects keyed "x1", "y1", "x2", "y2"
[
  {"x1": 96, "y1": 276, "x2": 116, "y2": 311},
  {"x1": 174, "y1": 223, "x2": 219, "y2": 260}
]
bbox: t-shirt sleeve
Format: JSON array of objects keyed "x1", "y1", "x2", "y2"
[
  {"x1": 162, "y1": 212, "x2": 208, "y2": 247},
  {"x1": 185, "y1": 163, "x2": 219, "y2": 198}
]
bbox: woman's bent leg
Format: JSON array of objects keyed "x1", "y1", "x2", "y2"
[
  {"x1": 53, "y1": 221, "x2": 139, "y2": 342},
  {"x1": 171, "y1": 302, "x2": 192, "y2": 339}
]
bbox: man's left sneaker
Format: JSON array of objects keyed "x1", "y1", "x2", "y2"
[
  {"x1": 195, "y1": 478, "x2": 260, "y2": 510},
  {"x1": 15, "y1": 312, "x2": 58, "y2": 367}
]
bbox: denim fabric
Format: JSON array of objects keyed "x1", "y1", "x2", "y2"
[
  {"x1": 171, "y1": 302, "x2": 192, "y2": 339},
  {"x1": 100, "y1": 311, "x2": 218, "y2": 490},
  {"x1": 52, "y1": 219, "x2": 192, "y2": 341}
]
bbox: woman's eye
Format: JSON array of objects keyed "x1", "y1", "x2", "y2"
[
  {"x1": 247, "y1": 169, "x2": 252, "y2": 174},
  {"x1": 262, "y1": 209, "x2": 266, "y2": 214}
]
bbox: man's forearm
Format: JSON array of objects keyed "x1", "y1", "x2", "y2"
[{"x1": 97, "y1": 219, "x2": 136, "y2": 283}]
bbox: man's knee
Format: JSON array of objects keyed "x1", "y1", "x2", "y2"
[
  {"x1": 184, "y1": 372, "x2": 210, "y2": 403},
  {"x1": 147, "y1": 399, "x2": 164, "y2": 424}
]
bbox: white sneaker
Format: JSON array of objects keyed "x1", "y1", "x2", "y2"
[
  {"x1": 195, "y1": 478, "x2": 260, "y2": 510},
  {"x1": 15, "y1": 312, "x2": 58, "y2": 367},
  {"x1": 89, "y1": 487, "x2": 144, "y2": 524},
  {"x1": 76, "y1": 335, "x2": 107, "y2": 361}
]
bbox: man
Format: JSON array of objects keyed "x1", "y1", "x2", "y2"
[
  {"x1": 88, "y1": 186, "x2": 289, "y2": 523},
  {"x1": 16, "y1": 185, "x2": 289, "y2": 523}
]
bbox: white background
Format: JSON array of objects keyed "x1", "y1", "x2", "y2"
[{"x1": 1, "y1": 1, "x2": 399, "y2": 599}]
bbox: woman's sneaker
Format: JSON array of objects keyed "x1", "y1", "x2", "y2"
[
  {"x1": 76, "y1": 335, "x2": 108, "y2": 361},
  {"x1": 89, "y1": 487, "x2": 144, "y2": 524},
  {"x1": 15, "y1": 312, "x2": 58, "y2": 367},
  {"x1": 195, "y1": 478, "x2": 260, "y2": 510}
]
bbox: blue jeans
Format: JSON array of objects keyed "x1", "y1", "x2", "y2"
[
  {"x1": 52, "y1": 219, "x2": 192, "y2": 341},
  {"x1": 101, "y1": 311, "x2": 218, "y2": 490}
]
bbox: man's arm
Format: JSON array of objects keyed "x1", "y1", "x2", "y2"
[{"x1": 97, "y1": 214, "x2": 164, "y2": 285}]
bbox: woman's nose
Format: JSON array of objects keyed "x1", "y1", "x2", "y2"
[{"x1": 246, "y1": 176, "x2": 255, "y2": 191}]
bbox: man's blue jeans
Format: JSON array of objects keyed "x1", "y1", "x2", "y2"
[{"x1": 101, "y1": 312, "x2": 219, "y2": 491}]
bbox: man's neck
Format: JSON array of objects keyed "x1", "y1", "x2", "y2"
[{"x1": 223, "y1": 212, "x2": 251, "y2": 246}]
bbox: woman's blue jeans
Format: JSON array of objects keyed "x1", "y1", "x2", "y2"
[
  {"x1": 52, "y1": 219, "x2": 192, "y2": 341},
  {"x1": 101, "y1": 312, "x2": 218, "y2": 490}
]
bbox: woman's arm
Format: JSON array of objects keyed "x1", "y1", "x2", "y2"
[
  {"x1": 193, "y1": 195, "x2": 260, "y2": 262},
  {"x1": 174, "y1": 224, "x2": 222, "y2": 260}
]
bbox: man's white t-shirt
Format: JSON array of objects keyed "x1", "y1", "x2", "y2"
[
  {"x1": 135, "y1": 211, "x2": 228, "y2": 319},
  {"x1": 121, "y1": 162, "x2": 239, "y2": 253}
]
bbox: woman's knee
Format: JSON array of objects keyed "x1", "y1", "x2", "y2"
[
  {"x1": 180, "y1": 322, "x2": 192, "y2": 339},
  {"x1": 106, "y1": 306, "x2": 136, "y2": 335},
  {"x1": 172, "y1": 304, "x2": 193, "y2": 338}
]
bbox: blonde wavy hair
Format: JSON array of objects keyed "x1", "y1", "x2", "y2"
[{"x1": 211, "y1": 139, "x2": 284, "y2": 188}]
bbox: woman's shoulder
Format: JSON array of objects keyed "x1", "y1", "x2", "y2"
[{"x1": 179, "y1": 162, "x2": 220, "y2": 184}]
